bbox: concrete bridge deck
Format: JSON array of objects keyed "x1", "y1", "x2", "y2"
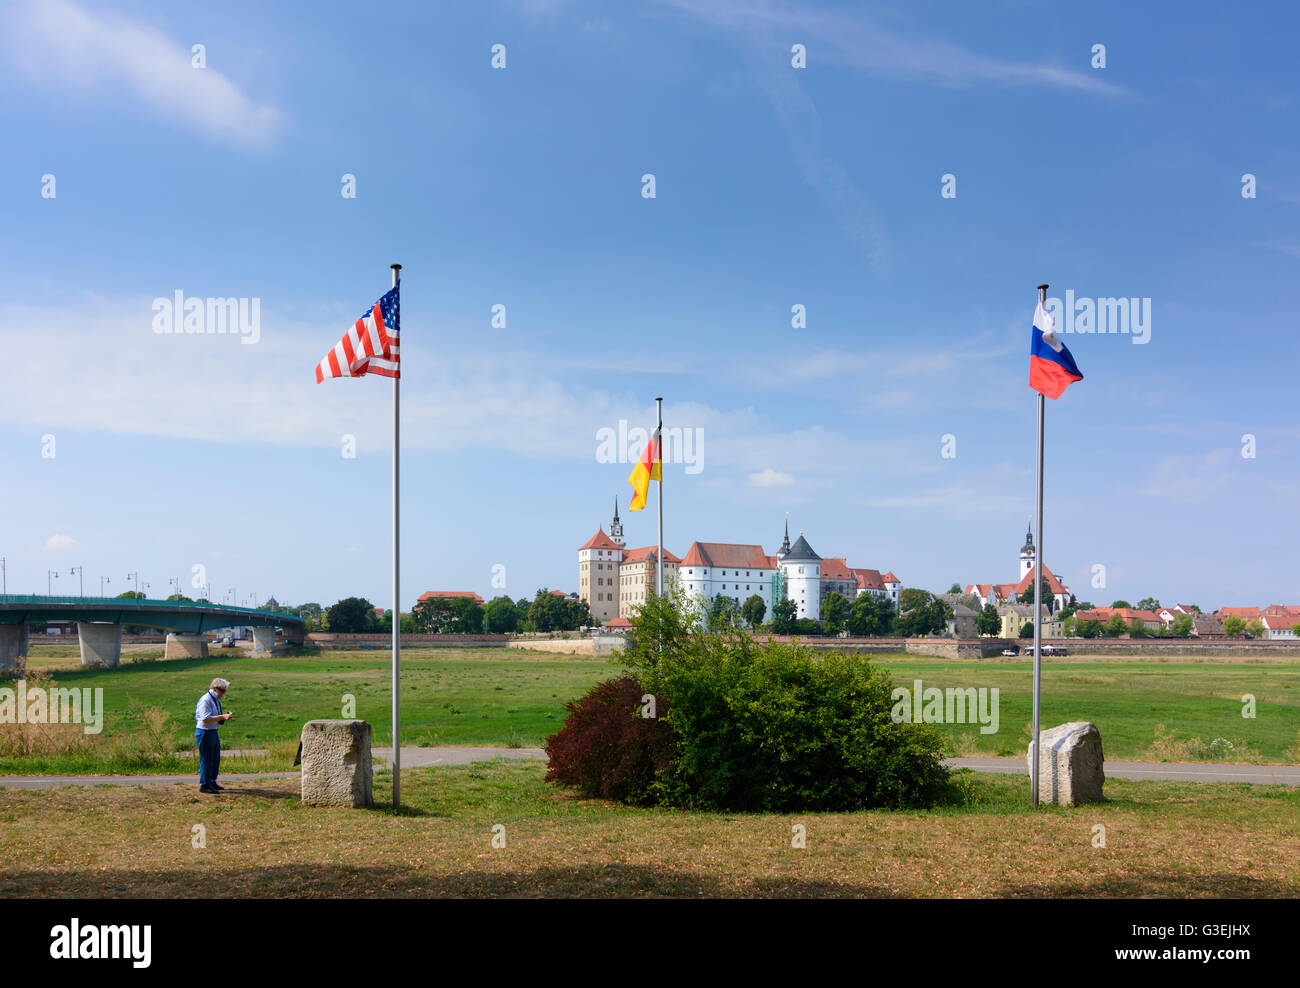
[{"x1": 0, "y1": 595, "x2": 305, "y2": 670}]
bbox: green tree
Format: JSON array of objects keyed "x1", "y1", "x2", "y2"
[
  {"x1": 1061, "y1": 614, "x2": 1078, "y2": 638},
  {"x1": 771, "y1": 597, "x2": 797, "y2": 635},
  {"x1": 1222, "y1": 615, "x2": 1246, "y2": 637},
  {"x1": 1128, "y1": 618, "x2": 1149, "y2": 638},
  {"x1": 1245, "y1": 619, "x2": 1267, "y2": 639},
  {"x1": 1018, "y1": 579, "x2": 1056, "y2": 613},
  {"x1": 707, "y1": 595, "x2": 741, "y2": 632},
  {"x1": 165, "y1": 592, "x2": 194, "y2": 603},
  {"x1": 1292, "y1": 622, "x2": 1300, "y2": 637},
  {"x1": 1170, "y1": 613, "x2": 1195, "y2": 638},
  {"x1": 846, "y1": 593, "x2": 895, "y2": 636},
  {"x1": 975, "y1": 603, "x2": 1001, "y2": 637},
  {"x1": 449, "y1": 596, "x2": 484, "y2": 633},
  {"x1": 484, "y1": 596, "x2": 520, "y2": 634},
  {"x1": 1018, "y1": 620, "x2": 1034, "y2": 639},
  {"x1": 1080, "y1": 619, "x2": 1103, "y2": 639},
  {"x1": 326, "y1": 596, "x2": 377, "y2": 633},
  {"x1": 820, "y1": 592, "x2": 850, "y2": 636},
  {"x1": 413, "y1": 596, "x2": 454, "y2": 633},
  {"x1": 1136, "y1": 597, "x2": 1161, "y2": 611},
  {"x1": 947, "y1": 583, "x2": 962, "y2": 594},
  {"x1": 1103, "y1": 613, "x2": 1128, "y2": 637},
  {"x1": 896, "y1": 590, "x2": 953, "y2": 637},
  {"x1": 527, "y1": 590, "x2": 564, "y2": 632},
  {"x1": 1111, "y1": 600, "x2": 1132, "y2": 609},
  {"x1": 741, "y1": 593, "x2": 766, "y2": 629}
]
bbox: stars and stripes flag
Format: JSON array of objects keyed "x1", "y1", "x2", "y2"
[{"x1": 315, "y1": 286, "x2": 400, "y2": 382}]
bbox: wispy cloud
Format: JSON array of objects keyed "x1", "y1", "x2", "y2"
[
  {"x1": 44, "y1": 534, "x2": 77, "y2": 551},
  {"x1": 656, "y1": 0, "x2": 1125, "y2": 96},
  {"x1": 3, "y1": 0, "x2": 280, "y2": 148}
]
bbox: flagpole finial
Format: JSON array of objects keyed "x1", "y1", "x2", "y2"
[
  {"x1": 1037, "y1": 283, "x2": 1049, "y2": 303},
  {"x1": 391, "y1": 263, "x2": 402, "y2": 272}
]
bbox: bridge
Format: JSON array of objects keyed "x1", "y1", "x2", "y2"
[{"x1": 0, "y1": 596, "x2": 307, "y2": 670}]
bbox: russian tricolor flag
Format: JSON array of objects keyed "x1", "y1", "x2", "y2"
[{"x1": 1029, "y1": 300, "x2": 1083, "y2": 399}]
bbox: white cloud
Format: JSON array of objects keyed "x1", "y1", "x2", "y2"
[
  {"x1": 3, "y1": 0, "x2": 279, "y2": 147},
  {"x1": 44, "y1": 534, "x2": 77, "y2": 550},
  {"x1": 748, "y1": 468, "x2": 795, "y2": 487},
  {"x1": 656, "y1": 0, "x2": 1124, "y2": 96}
]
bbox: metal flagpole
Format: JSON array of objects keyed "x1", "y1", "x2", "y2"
[
  {"x1": 1031, "y1": 282, "x2": 1047, "y2": 806},
  {"x1": 656, "y1": 397, "x2": 664, "y2": 599},
  {"x1": 391, "y1": 262, "x2": 402, "y2": 812}
]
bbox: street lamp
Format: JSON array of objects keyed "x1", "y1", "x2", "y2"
[
  {"x1": 126, "y1": 572, "x2": 139, "y2": 597},
  {"x1": 169, "y1": 577, "x2": 180, "y2": 598},
  {"x1": 69, "y1": 566, "x2": 84, "y2": 597},
  {"x1": 47, "y1": 570, "x2": 59, "y2": 595},
  {"x1": 1, "y1": 556, "x2": 6, "y2": 595},
  {"x1": 100, "y1": 575, "x2": 111, "y2": 598}
]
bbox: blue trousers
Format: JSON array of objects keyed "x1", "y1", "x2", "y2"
[{"x1": 195, "y1": 729, "x2": 221, "y2": 787}]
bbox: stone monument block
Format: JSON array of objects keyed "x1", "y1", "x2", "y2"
[{"x1": 300, "y1": 719, "x2": 373, "y2": 808}]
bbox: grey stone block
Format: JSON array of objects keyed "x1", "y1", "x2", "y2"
[
  {"x1": 1029, "y1": 721, "x2": 1105, "y2": 806},
  {"x1": 300, "y1": 720, "x2": 373, "y2": 808}
]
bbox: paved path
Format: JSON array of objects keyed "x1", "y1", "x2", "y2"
[
  {"x1": 3, "y1": 748, "x2": 1297, "y2": 789},
  {"x1": 946, "y1": 756, "x2": 1300, "y2": 785}
]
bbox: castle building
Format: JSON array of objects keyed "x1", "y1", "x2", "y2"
[{"x1": 581, "y1": 506, "x2": 899, "y2": 624}]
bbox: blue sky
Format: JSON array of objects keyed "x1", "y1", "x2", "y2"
[{"x1": 1, "y1": 0, "x2": 1296, "y2": 611}]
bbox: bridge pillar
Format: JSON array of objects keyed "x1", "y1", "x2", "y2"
[
  {"x1": 165, "y1": 632, "x2": 209, "y2": 660},
  {"x1": 251, "y1": 626, "x2": 276, "y2": 655},
  {"x1": 0, "y1": 624, "x2": 28, "y2": 674},
  {"x1": 78, "y1": 622, "x2": 122, "y2": 668}
]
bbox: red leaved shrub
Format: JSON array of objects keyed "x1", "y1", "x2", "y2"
[{"x1": 544, "y1": 675, "x2": 676, "y2": 804}]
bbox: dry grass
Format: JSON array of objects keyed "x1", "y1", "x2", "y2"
[{"x1": 0, "y1": 761, "x2": 1296, "y2": 898}]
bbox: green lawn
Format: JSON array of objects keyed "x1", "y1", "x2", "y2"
[
  {"x1": 1, "y1": 761, "x2": 1296, "y2": 897},
  {"x1": 4, "y1": 646, "x2": 1299, "y2": 773}
]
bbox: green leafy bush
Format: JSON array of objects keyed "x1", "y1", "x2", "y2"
[{"x1": 549, "y1": 587, "x2": 950, "y2": 812}]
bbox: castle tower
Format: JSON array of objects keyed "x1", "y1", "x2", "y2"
[
  {"x1": 779, "y1": 530, "x2": 821, "y2": 620},
  {"x1": 609, "y1": 496, "x2": 625, "y2": 548},
  {"x1": 1019, "y1": 522, "x2": 1035, "y2": 580},
  {"x1": 578, "y1": 527, "x2": 624, "y2": 625}
]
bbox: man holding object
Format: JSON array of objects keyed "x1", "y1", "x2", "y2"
[{"x1": 195, "y1": 677, "x2": 234, "y2": 794}]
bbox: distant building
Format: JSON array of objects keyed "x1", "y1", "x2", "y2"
[
  {"x1": 998, "y1": 603, "x2": 1061, "y2": 639},
  {"x1": 417, "y1": 591, "x2": 485, "y2": 607},
  {"x1": 965, "y1": 525, "x2": 1072, "y2": 612}
]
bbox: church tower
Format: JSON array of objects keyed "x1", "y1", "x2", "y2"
[
  {"x1": 610, "y1": 496, "x2": 625, "y2": 548},
  {"x1": 1019, "y1": 522, "x2": 1035, "y2": 580},
  {"x1": 775, "y1": 513, "x2": 791, "y2": 562}
]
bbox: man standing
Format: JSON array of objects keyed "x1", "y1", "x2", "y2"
[{"x1": 195, "y1": 677, "x2": 234, "y2": 794}]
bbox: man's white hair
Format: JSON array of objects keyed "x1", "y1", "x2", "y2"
[{"x1": 210, "y1": 678, "x2": 230, "y2": 691}]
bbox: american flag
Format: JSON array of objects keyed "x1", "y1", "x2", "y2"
[{"x1": 315, "y1": 286, "x2": 400, "y2": 382}]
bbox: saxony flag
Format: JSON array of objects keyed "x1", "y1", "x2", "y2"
[{"x1": 626, "y1": 428, "x2": 662, "y2": 511}]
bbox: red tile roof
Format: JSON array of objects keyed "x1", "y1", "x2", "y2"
[
  {"x1": 1218, "y1": 606, "x2": 1260, "y2": 619},
  {"x1": 604, "y1": 617, "x2": 633, "y2": 629},
  {"x1": 854, "y1": 568, "x2": 886, "y2": 591},
  {"x1": 882, "y1": 572, "x2": 900, "y2": 584},
  {"x1": 680, "y1": 542, "x2": 773, "y2": 569},
  {"x1": 1014, "y1": 565, "x2": 1068, "y2": 596},
  {"x1": 580, "y1": 528, "x2": 621, "y2": 551},
  {"x1": 622, "y1": 545, "x2": 682, "y2": 564},
  {"x1": 417, "y1": 591, "x2": 485, "y2": 606},
  {"x1": 1074, "y1": 606, "x2": 1161, "y2": 624},
  {"x1": 820, "y1": 557, "x2": 853, "y2": 580}
]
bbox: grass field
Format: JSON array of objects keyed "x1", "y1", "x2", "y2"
[
  {"x1": 1, "y1": 761, "x2": 1296, "y2": 897},
  {"x1": 4, "y1": 645, "x2": 1299, "y2": 773}
]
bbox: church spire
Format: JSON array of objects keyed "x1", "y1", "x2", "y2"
[
  {"x1": 777, "y1": 512, "x2": 791, "y2": 560},
  {"x1": 609, "y1": 496, "x2": 625, "y2": 547}
]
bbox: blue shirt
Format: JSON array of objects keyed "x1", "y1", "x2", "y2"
[{"x1": 195, "y1": 690, "x2": 223, "y2": 730}]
